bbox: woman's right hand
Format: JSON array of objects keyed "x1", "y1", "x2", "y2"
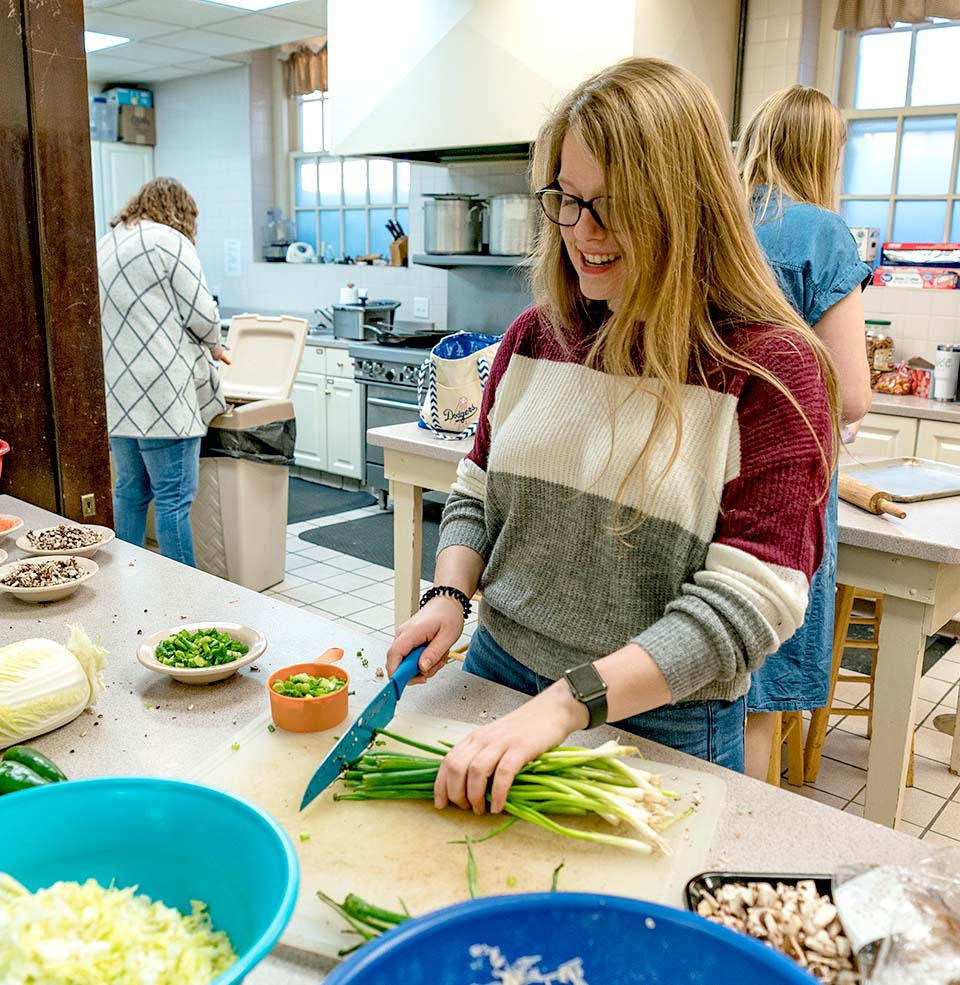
[{"x1": 386, "y1": 596, "x2": 465, "y2": 684}]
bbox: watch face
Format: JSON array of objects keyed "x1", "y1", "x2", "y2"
[{"x1": 565, "y1": 663, "x2": 607, "y2": 701}]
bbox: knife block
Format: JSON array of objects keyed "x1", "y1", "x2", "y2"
[{"x1": 389, "y1": 235, "x2": 408, "y2": 267}]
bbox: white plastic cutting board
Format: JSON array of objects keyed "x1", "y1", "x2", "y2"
[{"x1": 192, "y1": 711, "x2": 725, "y2": 960}]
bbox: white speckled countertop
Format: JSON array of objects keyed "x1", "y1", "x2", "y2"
[
  {"x1": 869, "y1": 392, "x2": 960, "y2": 424},
  {"x1": 0, "y1": 495, "x2": 931, "y2": 983}
]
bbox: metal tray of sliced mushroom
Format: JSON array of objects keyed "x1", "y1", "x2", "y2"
[{"x1": 685, "y1": 872, "x2": 859, "y2": 984}]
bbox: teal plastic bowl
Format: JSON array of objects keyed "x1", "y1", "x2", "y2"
[{"x1": 0, "y1": 777, "x2": 299, "y2": 984}]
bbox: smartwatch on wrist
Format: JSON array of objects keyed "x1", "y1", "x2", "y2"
[{"x1": 562, "y1": 662, "x2": 608, "y2": 729}]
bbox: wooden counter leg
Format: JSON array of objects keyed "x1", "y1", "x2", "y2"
[
  {"x1": 390, "y1": 479, "x2": 423, "y2": 633},
  {"x1": 950, "y1": 698, "x2": 960, "y2": 776},
  {"x1": 863, "y1": 594, "x2": 926, "y2": 828}
]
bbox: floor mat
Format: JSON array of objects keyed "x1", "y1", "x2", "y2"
[
  {"x1": 842, "y1": 622, "x2": 955, "y2": 677},
  {"x1": 288, "y1": 477, "x2": 376, "y2": 525},
  {"x1": 298, "y1": 502, "x2": 444, "y2": 580}
]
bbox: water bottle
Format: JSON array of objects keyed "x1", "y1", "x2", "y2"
[{"x1": 931, "y1": 344, "x2": 960, "y2": 401}]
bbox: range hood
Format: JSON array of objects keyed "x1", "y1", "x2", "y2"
[{"x1": 327, "y1": 0, "x2": 637, "y2": 163}]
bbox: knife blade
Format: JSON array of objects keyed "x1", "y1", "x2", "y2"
[{"x1": 299, "y1": 645, "x2": 427, "y2": 811}]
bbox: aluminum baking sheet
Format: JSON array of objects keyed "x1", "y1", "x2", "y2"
[{"x1": 841, "y1": 457, "x2": 960, "y2": 501}]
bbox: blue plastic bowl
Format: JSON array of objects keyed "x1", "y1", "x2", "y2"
[
  {"x1": 325, "y1": 892, "x2": 816, "y2": 984},
  {"x1": 0, "y1": 777, "x2": 299, "y2": 984}
]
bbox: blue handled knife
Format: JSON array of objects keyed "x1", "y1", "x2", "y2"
[{"x1": 299, "y1": 645, "x2": 426, "y2": 811}]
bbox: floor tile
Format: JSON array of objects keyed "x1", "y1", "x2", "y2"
[
  {"x1": 921, "y1": 829, "x2": 960, "y2": 846},
  {"x1": 820, "y1": 729, "x2": 871, "y2": 771},
  {"x1": 295, "y1": 561, "x2": 346, "y2": 583},
  {"x1": 913, "y1": 725, "x2": 955, "y2": 764},
  {"x1": 286, "y1": 520, "x2": 319, "y2": 535},
  {"x1": 351, "y1": 563, "x2": 396, "y2": 581},
  {"x1": 269, "y1": 574, "x2": 307, "y2": 593},
  {"x1": 782, "y1": 783, "x2": 846, "y2": 809},
  {"x1": 895, "y1": 819, "x2": 923, "y2": 838},
  {"x1": 835, "y1": 712, "x2": 870, "y2": 737},
  {"x1": 284, "y1": 554, "x2": 316, "y2": 573},
  {"x1": 313, "y1": 594, "x2": 374, "y2": 618},
  {"x1": 297, "y1": 545, "x2": 344, "y2": 562},
  {"x1": 899, "y1": 787, "x2": 948, "y2": 828},
  {"x1": 350, "y1": 604, "x2": 396, "y2": 632},
  {"x1": 318, "y1": 571, "x2": 375, "y2": 593},
  {"x1": 264, "y1": 591, "x2": 306, "y2": 608},
  {"x1": 843, "y1": 802, "x2": 864, "y2": 818},
  {"x1": 811, "y1": 758, "x2": 868, "y2": 800},
  {"x1": 282, "y1": 582, "x2": 341, "y2": 605},
  {"x1": 351, "y1": 581, "x2": 395, "y2": 605},
  {"x1": 833, "y1": 680, "x2": 871, "y2": 706},
  {"x1": 325, "y1": 554, "x2": 375, "y2": 573},
  {"x1": 926, "y1": 659, "x2": 960, "y2": 684},
  {"x1": 913, "y1": 698, "x2": 938, "y2": 726},
  {"x1": 930, "y1": 800, "x2": 960, "y2": 839},
  {"x1": 918, "y1": 675, "x2": 955, "y2": 704},
  {"x1": 336, "y1": 619, "x2": 392, "y2": 643},
  {"x1": 907, "y1": 754, "x2": 960, "y2": 798}
]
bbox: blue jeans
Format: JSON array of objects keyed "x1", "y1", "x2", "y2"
[
  {"x1": 465, "y1": 625, "x2": 746, "y2": 772},
  {"x1": 110, "y1": 436, "x2": 201, "y2": 566}
]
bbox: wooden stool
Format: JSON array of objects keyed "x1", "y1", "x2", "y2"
[
  {"x1": 767, "y1": 710, "x2": 804, "y2": 787},
  {"x1": 805, "y1": 584, "x2": 914, "y2": 785}
]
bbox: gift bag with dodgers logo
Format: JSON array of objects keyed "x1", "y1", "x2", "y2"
[{"x1": 417, "y1": 332, "x2": 501, "y2": 440}]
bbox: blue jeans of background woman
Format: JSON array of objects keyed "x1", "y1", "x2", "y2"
[
  {"x1": 110, "y1": 436, "x2": 201, "y2": 567},
  {"x1": 465, "y1": 624, "x2": 746, "y2": 772},
  {"x1": 747, "y1": 472, "x2": 839, "y2": 712}
]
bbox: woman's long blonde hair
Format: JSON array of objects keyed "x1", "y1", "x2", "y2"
[
  {"x1": 530, "y1": 58, "x2": 839, "y2": 532},
  {"x1": 112, "y1": 177, "x2": 199, "y2": 243},
  {"x1": 736, "y1": 84, "x2": 845, "y2": 210}
]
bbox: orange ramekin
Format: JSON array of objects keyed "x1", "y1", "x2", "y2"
[{"x1": 267, "y1": 647, "x2": 348, "y2": 732}]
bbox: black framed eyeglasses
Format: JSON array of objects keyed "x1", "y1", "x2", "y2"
[{"x1": 535, "y1": 187, "x2": 611, "y2": 229}]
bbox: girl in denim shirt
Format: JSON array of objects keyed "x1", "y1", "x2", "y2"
[{"x1": 737, "y1": 86, "x2": 873, "y2": 778}]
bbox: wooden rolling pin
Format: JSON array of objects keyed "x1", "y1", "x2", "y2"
[{"x1": 839, "y1": 473, "x2": 907, "y2": 519}]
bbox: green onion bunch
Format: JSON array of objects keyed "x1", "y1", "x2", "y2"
[{"x1": 335, "y1": 730, "x2": 686, "y2": 855}]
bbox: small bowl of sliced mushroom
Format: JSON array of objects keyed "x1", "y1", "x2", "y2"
[
  {"x1": 16, "y1": 523, "x2": 114, "y2": 558},
  {"x1": 686, "y1": 873, "x2": 859, "y2": 984},
  {"x1": 0, "y1": 555, "x2": 99, "y2": 603}
]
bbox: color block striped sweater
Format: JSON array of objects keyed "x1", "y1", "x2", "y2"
[{"x1": 437, "y1": 307, "x2": 833, "y2": 704}]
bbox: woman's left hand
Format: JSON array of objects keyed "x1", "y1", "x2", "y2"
[{"x1": 434, "y1": 682, "x2": 588, "y2": 815}]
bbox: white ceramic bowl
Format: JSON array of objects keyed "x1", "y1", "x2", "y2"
[
  {"x1": 0, "y1": 555, "x2": 99, "y2": 603},
  {"x1": 0, "y1": 515, "x2": 24, "y2": 542},
  {"x1": 16, "y1": 523, "x2": 115, "y2": 558},
  {"x1": 137, "y1": 622, "x2": 267, "y2": 685}
]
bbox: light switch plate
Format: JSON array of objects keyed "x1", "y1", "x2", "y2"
[{"x1": 413, "y1": 296, "x2": 429, "y2": 319}]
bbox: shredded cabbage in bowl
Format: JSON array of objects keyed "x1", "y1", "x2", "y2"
[{"x1": 0, "y1": 873, "x2": 237, "y2": 985}]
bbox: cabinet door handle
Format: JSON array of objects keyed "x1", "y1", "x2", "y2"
[
  {"x1": 368, "y1": 396, "x2": 419, "y2": 411},
  {"x1": 325, "y1": 389, "x2": 332, "y2": 395},
  {"x1": 336, "y1": 360, "x2": 345, "y2": 368}
]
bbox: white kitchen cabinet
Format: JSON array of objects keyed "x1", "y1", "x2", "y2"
[
  {"x1": 916, "y1": 418, "x2": 960, "y2": 466},
  {"x1": 291, "y1": 373, "x2": 327, "y2": 471},
  {"x1": 324, "y1": 377, "x2": 363, "y2": 479},
  {"x1": 844, "y1": 412, "x2": 919, "y2": 460},
  {"x1": 90, "y1": 141, "x2": 154, "y2": 239},
  {"x1": 292, "y1": 345, "x2": 361, "y2": 476}
]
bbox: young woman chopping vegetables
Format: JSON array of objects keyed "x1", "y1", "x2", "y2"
[{"x1": 387, "y1": 57, "x2": 838, "y2": 813}]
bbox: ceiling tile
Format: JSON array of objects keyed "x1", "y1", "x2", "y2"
[
  {"x1": 101, "y1": 40, "x2": 201, "y2": 64},
  {"x1": 176, "y1": 56, "x2": 247, "y2": 73},
  {"x1": 265, "y1": 0, "x2": 325, "y2": 29},
  {"x1": 85, "y1": 52, "x2": 156, "y2": 82},
  {"x1": 208, "y1": 12, "x2": 320, "y2": 44},
  {"x1": 83, "y1": 11, "x2": 175, "y2": 40},
  {"x1": 148, "y1": 28, "x2": 258, "y2": 56},
  {"x1": 100, "y1": 0, "x2": 239, "y2": 28},
  {"x1": 127, "y1": 65, "x2": 197, "y2": 82}
]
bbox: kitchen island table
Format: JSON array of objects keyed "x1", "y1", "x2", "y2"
[
  {"x1": 0, "y1": 493, "x2": 933, "y2": 982},
  {"x1": 368, "y1": 421, "x2": 960, "y2": 830}
]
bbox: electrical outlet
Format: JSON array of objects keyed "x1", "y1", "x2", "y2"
[
  {"x1": 413, "y1": 296, "x2": 429, "y2": 319},
  {"x1": 81, "y1": 493, "x2": 96, "y2": 518}
]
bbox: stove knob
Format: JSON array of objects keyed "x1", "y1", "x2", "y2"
[
  {"x1": 373, "y1": 362, "x2": 384, "y2": 376},
  {"x1": 384, "y1": 368, "x2": 395, "y2": 382}
]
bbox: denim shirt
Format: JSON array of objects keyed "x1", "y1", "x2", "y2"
[{"x1": 752, "y1": 188, "x2": 872, "y2": 327}]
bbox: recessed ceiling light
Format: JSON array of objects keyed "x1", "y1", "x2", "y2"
[
  {"x1": 200, "y1": 0, "x2": 304, "y2": 10},
  {"x1": 84, "y1": 31, "x2": 130, "y2": 53}
]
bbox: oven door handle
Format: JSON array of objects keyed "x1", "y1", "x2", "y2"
[{"x1": 367, "y1": 396, "x2": 421, "y2": 411}]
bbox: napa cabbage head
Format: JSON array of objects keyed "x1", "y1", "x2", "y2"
[
  {"x1": 0, "y1": 873, "x2": 237, "y2": 985},
  {"x1": 0, "y1": 625, "x2": 107, "y2": 749}
]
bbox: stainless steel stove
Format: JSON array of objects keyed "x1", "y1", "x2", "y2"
[{"x1": 349, "y1": 342, "x2": 436, "y2": 501}]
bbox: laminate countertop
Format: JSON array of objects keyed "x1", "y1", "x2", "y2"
[{"x1": 0, "y1": 494, "x2": 931, "y2": 982}]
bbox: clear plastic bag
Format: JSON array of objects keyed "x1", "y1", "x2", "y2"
[{"x1": 834, "y1": 848, "x2": 960, "y2": 984}]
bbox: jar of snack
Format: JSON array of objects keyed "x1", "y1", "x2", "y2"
[{"x1": 865, "y1": 319, "x2": 894, "y2": 388}]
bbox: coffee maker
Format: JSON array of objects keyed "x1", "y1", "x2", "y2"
[{"x1": 261, "y1": 207, "x2": 295, "y2": 262}]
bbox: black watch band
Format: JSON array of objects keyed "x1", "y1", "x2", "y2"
[{"x1": 562, "y1": 662, "x2": 608, "y2": 730}]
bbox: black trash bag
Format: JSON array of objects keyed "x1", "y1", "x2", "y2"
[{"x1": 200, "y1": 418, "x2": 296, "y2": 466}]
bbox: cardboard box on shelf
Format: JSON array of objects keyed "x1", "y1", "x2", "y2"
[
  {"x1": 118, "y1": 105, "x2": 156, "y2": 146},
  {"x1": 871, "y1": 265, "x2": 958, "y2": 289},
  {"x1": 102, "y1": 86, "x2": 153, "y2": 108},
  {"x1": 849, "y1": 226, "x2": 880, "y2": 263}
]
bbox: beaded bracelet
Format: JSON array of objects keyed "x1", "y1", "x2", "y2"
[{"x1": 419, "y1": 585, "x2": 472, "y2": 620}]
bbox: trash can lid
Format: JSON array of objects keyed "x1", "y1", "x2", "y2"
[{"x1": 221, "y1": 314, "x2": 308, "y2": 403}]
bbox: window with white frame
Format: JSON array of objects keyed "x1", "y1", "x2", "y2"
[
  {"x1": 293, "y1": 91, "x2": 410, "y2": 262},
  {"x1": 838, "y1": 19, "x2": 960, "y2": 245}
]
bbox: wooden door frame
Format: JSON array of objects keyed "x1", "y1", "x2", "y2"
[{"x1": 0, "y1": 0, "x2": 113, "y2": 525}]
